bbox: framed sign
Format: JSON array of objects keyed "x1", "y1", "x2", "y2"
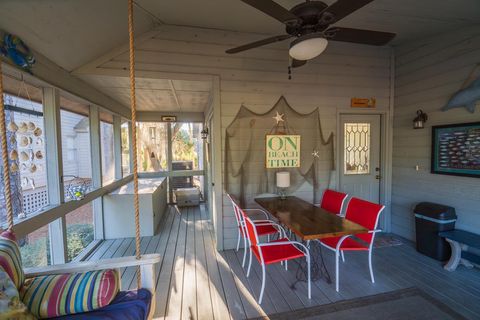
[
  {"x1": 431, "y1": 122, "x2": 480, "y2": 178},
  {"x1": 351, "y1": 97, "x2": 376, "y2": 108},
  {"x1": 161, "y1": 115, "x2": 177, "y2": 122},
  {"x1": 266, "y1": 135, "x2": 301, "y2": 168}
]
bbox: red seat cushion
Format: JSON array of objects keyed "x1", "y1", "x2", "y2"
[
  {"x1": 255, "y1": 224, "x2": 279, "y2": 236},
  {"x1": 239, "y1": 222, "x2": 278, "y2": 236},
  {"x1": 321, "y1": 236, "x2": 369, "y2": 251},
  {"x1": 253, "y1": 238, "x2": 306, "y2": 264}
]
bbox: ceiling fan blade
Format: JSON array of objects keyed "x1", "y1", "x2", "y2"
[
  {"x1": 226, "y1": 34, "x2": 292, "y2": 54},
  {"x1": 291, "y1": 59, "x2": 307, "y2": 68},
  {"x1": 323, "y1": 0, "x2": 375, "y2": 23},
  {"x1": 241, "y1": 0, "x2": 301, "y2": 25},
  {"x1": 327, "y1": 27, "x2": 395, "y2": 46}
]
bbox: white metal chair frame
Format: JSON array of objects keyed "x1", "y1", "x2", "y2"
[
  {"x1": 318, "y1": 205, "x2": 385, "y2": 292},
  {"x1": 227, "y1": 194, "x2": 285, "y2": 267},
  {"x1": 244, "y1": 216, "x2": 311, "y2": 304}
]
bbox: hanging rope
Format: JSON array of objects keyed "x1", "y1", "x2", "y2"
[
  {"x1": 0, "y1": 62, "x2": 14, "y2": 230},
  {"x1": 128, "y1": 0, "x2": 142, "y2": 288}
]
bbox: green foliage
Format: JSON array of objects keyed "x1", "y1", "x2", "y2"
[
  {"x1": 66, "y1": 224, "x2": 94, "y2": 261},
  {"x1": 173, "y1": 127, "x2": 198, "y2": 168},
  {"x1": 20, "y1": 237, "x2": 50, "y2": 268},
  {"x1": 19, "y1": 223, "x2": 94, "y2": 268}
]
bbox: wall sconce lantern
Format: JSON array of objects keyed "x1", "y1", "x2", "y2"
[
  {"x1": 201, "y1": 127, "x2": 209, "y2": 140},
  {"x1": 413, "y1": 109, "x2": 428, "y2": 129}
]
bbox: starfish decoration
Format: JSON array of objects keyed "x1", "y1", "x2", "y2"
[
  {"x1": 312, "y1": 150, "x2": 320, "y2": 158},
  {"x1": 273, "y1": 111, "x2": 285, "y2": 124}
]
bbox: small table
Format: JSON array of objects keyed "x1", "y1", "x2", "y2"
[
  {"x1": 255, "y1": 196, "x2": 367, "y2": 283},
  {"x1": 255, "y1": 196, "x2": 367, "y2": 240}
]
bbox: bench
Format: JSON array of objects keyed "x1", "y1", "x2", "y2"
[{"x1": 439, "y1": 230, "x2": 480, "y2": 271}]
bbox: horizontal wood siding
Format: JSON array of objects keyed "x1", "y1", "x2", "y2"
[
  {"x1": 392, "y1": 26, "x2": 480, "y2": 241},
  {"x1": 93, "y1": 25, "x2": 392, "y2": 249}
]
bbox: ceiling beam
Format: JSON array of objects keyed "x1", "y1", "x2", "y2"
[
  {"x1": 76, "y1": 66, "x2": 215, "y2": 82},
  {"x1": 2, "y1": 55, "x2": 131, "y2": 119},
  {"x1": 168, "y1": 79, "x2": 181, "y2": 110},
  {"x1": 72, "y1": 27, "x2": 163, "y2": 75},
  {"x1": 137, "y1": 111, "x2": 204, "y2": 122}
]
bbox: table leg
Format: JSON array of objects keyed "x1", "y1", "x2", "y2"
[{"x1": 294, "y1": 239, "x2": 332, "y2": 284}]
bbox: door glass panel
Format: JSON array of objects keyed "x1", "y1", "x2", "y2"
[{"x1": 344, "y1": 123, "x2": 370, "y2": 175}]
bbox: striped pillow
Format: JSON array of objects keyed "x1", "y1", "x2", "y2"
[
  {"x1": 20, "y1": 269, "x2": 120, "y2": 319},
  {"x1": 0, "y1": 230, "x2": 25, "y2": 289}
]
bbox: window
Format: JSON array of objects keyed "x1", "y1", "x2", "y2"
[
  {"x1": 1, "y1": 84, "x2": 49, "y2": 225},
  {"x1": 60, "y1": 95, "x2": 92, "y2": 202},
  {"x1": 121, "y1": 121, "x2": 130, "y2": 176},
  {"x1": 344, "y1": 123, "x2": 371, "y2": 175},
  {"x1": 19, "y1": 224, "x2": 51, "y2": 268},
  {"x1": 137, "y1": 122, "x2": 168, "y2": 172},
  {"x1": 171, "y1": 122, "x2": 204, "y2": 170},
  {"x1": 65, "y1": 201, "x2": 94, "y2": 262},
  {"x1": 100, "y1": 116, "x2": 115, "y2": 185}
]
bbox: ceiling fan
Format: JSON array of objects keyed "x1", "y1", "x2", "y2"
[{"x1": 225, "y1": 0, "x2": 396, "y2": 68}]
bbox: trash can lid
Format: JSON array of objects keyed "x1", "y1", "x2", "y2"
[{"x1": 414, "y1": 202, "x2": 456, "y2": 220}]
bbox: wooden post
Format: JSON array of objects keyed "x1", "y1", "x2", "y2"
[
  {"x1": 113, "y1": 115, "x2": 123, "y2": 180},
  {"x1": 43, "y1": 87, "x2": 68, "y2": 264},
  {"x1": 90, "y1": 105, "x2": 104, "y2": 240}
]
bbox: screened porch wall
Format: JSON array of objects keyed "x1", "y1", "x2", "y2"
[
  {"x1": 392, "y1": 26, "x2": 480, "y2": 240},
  {"x1": 85, "y1": 25, "x2": 393, "y2": 250}
]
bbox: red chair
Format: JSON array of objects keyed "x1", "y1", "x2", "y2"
[
  {"x1": 227, "y1": 193, "x2": 284, "y2": 267},
  {"x1": 319, "y1": 197, "x2": 385, "y2": 292},
  {"x1": 242, "y1": 212, "x2": 311, "y2": 304},
  {"x1": 317, "y1": 189, "x2": 348, "y2": 216}
]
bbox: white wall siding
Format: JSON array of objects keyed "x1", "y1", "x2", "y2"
[
  {"x1": 87, "y1": 25, "x2": 392, "y2": 249},
  {"x1": 392, "y1": 26, "x2": 480, "y2": 241}
]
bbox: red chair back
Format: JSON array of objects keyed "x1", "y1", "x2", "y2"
[
  {"x1": 320, "y1": 189, "x2": 348, "y2": 215},
  {"x1": 242, "y1": 212, "x2": 260, "y2": 247},
  {"x1": 345, "y1": 197, "x2": 384, "y2": 244}
]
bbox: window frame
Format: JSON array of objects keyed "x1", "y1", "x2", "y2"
[{"x1": 2, "y1": 84, "x2": 133, "y2": 265}]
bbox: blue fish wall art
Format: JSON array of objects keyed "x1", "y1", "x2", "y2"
[{"x1": 442, "y1": 75, "x2": 480, "y2": 113}]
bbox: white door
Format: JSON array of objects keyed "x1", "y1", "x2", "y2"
[{"x1": 339, "y1": 114, "x2": 381, "y2": 204}]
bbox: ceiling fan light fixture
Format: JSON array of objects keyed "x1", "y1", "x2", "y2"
[{"x1": 289, "y1": 33, "x2": 328, "y2": 61}]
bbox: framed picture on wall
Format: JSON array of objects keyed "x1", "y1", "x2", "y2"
[{"x1": 431, "y1": 122, "x2": 480, "y2": 178}]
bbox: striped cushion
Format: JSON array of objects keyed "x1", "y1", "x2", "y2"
[
  {"x1": 0, "y1": 230, "x2": 25, "y2": 289},
  {"x1": 20, "y1": 269, "x2": 120, "y2": 319}
]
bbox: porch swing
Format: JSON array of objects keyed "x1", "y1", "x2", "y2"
[{"x1": 0, "y1": 0, "x2": 160, "y2": 319}]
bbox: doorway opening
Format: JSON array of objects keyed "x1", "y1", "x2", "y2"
[{"x1": 338, "y1": 113, "x2": 391, "y2": 231}]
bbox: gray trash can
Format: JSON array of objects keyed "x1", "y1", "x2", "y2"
[{"x1": 414, "y1": 202, "x2": 456, "y2": 261}]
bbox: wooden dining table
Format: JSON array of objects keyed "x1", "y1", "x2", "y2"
[
  {"x1": 255, "y1": 196, "x2": 368, "y2": 284},
  {"x1": 255, "y1": 196, "x2": 368, "y2": 241}
]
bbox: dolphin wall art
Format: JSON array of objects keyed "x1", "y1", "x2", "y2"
[{"x1": 442, "y1": 75, "x2": 480, "y2": 113}]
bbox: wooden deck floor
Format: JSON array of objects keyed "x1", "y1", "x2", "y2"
[{"x1": 86, "y1": 205, "x2": 480, "y2": 319}]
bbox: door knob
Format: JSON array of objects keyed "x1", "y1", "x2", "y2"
[{"x1": 375, "y1": 175, "x2": 381, "y2": 180}]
